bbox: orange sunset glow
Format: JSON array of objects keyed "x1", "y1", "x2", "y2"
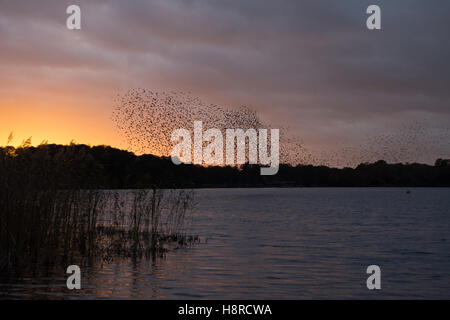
[{"x1": 1, "y1": 0, "x2": 449, "y2": 166}]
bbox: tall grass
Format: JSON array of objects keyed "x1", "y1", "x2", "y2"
[
  {"x1": 0, "y1": 142, "x2": 195, "y2": 274},
  {"x1": 98, "y1": 188, "x2": 195, "y2": 259}
]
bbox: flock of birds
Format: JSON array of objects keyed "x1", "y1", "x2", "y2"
[
  {"x1": 112, "y1": 89, "x2": 450, "y2": 167},
  {"x1": 316, "y1": 121, "x2": 450, "y2": 167},
  {"x1": 111, "y1": 89, "x2": 307, "y2": 165}
]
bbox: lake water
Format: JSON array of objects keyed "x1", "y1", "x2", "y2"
[{"x1": 1, "y1": 188, "x2": 450, "y2": 299}]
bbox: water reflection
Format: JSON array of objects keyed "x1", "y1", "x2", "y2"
[{"x1": 1, "y1": 188, "x2": 450, "y2": 299}]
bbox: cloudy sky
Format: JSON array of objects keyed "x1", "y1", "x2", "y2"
[{"x1": 1, "y1": 0, "x2": 449, "y2": 166}]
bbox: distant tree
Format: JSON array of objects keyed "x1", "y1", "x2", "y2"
[
  {"x1": 2, "y1": 143, "x2": 450, "y2": 188},
  {"x1": 435, "y1": 158, "x2": 450, "y2": 167}
]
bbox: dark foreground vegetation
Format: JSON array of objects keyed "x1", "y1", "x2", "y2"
[{"x1": 0, "y1": 143, "x2": 195, "y2": 274}]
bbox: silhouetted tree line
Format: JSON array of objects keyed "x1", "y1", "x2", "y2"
[{"x1": 2, "y1": 144, "x2": 450, "y2": 188}]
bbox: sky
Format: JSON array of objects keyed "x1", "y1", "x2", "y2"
[{"x1": 1, "y1": 0, "x2": 449, "y2": 166}]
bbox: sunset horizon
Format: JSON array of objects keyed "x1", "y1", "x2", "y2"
[{"x1": 2, "y1": 1, "x2": 449, "y2": 168}]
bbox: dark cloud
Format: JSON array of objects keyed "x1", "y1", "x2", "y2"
[{"x1": 1, "y1": 0, "x2": 449, "y2": 165}]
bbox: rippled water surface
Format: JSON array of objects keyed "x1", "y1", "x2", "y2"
[{"x1": 2, "y1": 188, "x2": 450, "y2": 299}]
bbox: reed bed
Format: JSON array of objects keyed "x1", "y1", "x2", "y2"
[{"x1": 0, "y1": 143, "x2": 196, "y2": 274}]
